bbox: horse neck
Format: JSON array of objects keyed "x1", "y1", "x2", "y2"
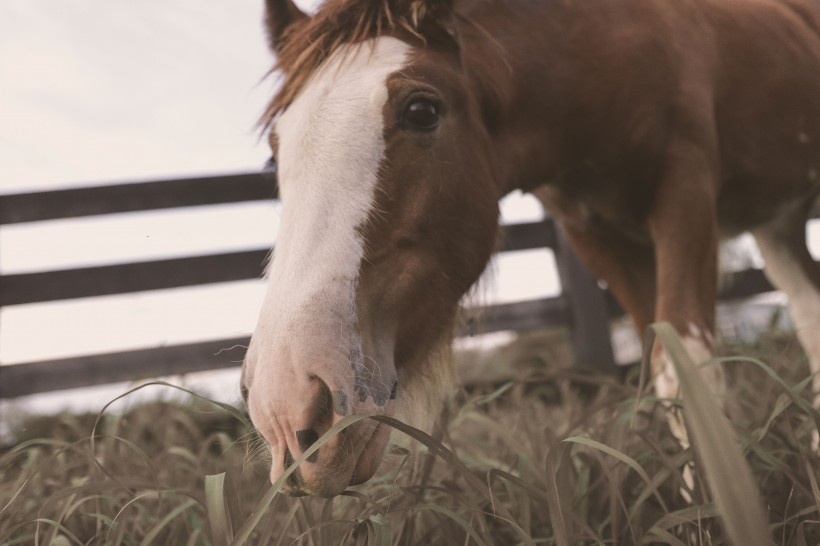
[{"x1": 460, "y1": 1, "x2": 571, "y2": 196}]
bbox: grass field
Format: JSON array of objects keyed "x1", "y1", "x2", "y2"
[{"x1": 1, "y1": 326, "x2": 819, "y2": 545}]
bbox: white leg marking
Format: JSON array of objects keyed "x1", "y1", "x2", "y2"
[
  {"x1": 754, "y1": 232, "x2": 820, "y2": 406},
  {"x1": 654, "y1": 334, "x2": 720, "y2": 401},
  {"x1": 654, "y1": 334, "x2": 722, "y2": 449}
]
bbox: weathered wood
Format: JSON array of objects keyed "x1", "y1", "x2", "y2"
[
  {"x1": 0, "y1": 298, "x2": 570, "y2": 398},
  {"x1": 0, "y1": 173, "x2": 277, "y2": 225},
  {"x1": 0, "y1": 250, "x2": 270, "y2": 306},
  {"x1": 554, "y1": 228, "x2": 618, "y2": 373},
  {"x1": 602, "y1": 265, "x2": 813, "y2": 318},
  {"x1": 0, "y1": 174, "x2": 815, "y2": 398},
  {"x1": 0, "y1": 223, "x2": 552, "y2": 306},
  {"x1": 0, "y1": 337, "x2": 250, "y2": 399},
  {"x1": 0, "y1": 254, "x2": 812, "y2": 398},
  {"x1": 459, "y1": 297, "x2": 570, "y2": 337},
  {"x1": 499, "y1": 220, "x2": 558, "y2": 251},
  {"x1": 717, "y1": 268, "x2": 775, "y2": 301}
]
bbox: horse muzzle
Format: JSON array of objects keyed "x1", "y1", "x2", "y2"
[
  {"x1": 244, "y1": 333, "x2": 398, "y2": 497},
  {"x1": 271, "y1": 415, "x2": 392, "y2": 497}
]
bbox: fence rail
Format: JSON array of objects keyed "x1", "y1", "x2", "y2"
[
  {"x1": 0, "y1": 173, "x2": 815, "y2": 399},
  {"x1": 0, "y1": 173, "x2": 275, "y2": 224}
]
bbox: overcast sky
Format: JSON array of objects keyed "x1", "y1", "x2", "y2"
[{"x1": 0, "y1": 0, "x2": 277, "y2": 193}]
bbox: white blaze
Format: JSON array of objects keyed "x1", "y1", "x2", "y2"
[{"x1": 247, "y1": 37, "x2": 411, "y2": 384}]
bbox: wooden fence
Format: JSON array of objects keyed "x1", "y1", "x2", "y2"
[{"x1": 0, "y1": 172, "x2": 808, "y2": 399}]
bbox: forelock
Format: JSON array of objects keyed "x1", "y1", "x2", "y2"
[{"x1": 259, "y1": 0, "x2": 433, "y2": 131}]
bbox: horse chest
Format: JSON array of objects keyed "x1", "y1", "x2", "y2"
[{"x1": 532, "y1": 181, "x2": 651, "y2": 244}]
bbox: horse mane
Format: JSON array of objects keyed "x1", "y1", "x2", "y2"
[{"x1": 260, "y1": 0, "x2": 436, "y2": 131}]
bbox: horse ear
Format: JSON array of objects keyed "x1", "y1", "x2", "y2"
[
  {"x1": 408, "y1": 0, "x2": 457, "y2": 40},
  {"x1": 264, "y1": 0, "x2": 308, "y2": 54}
]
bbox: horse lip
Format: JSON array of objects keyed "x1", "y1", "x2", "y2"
[
  {"x1": 277, "y1": 419, "x2": 390, "y2": 497},
  {"x1": 349, "y1": 421, "x2": 390, "y2": 486}
]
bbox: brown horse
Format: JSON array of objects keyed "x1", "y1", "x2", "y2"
[{"x1": 242, "y1": 0, "x2": 820, "y2": 496}]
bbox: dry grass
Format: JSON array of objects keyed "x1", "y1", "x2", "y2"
[{"x1": 1, "y1": 327, "x2": 819, "y2": 545}]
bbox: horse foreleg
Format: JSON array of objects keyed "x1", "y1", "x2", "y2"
[
  {"x1": 752, "y1": 197, "x2": 820, "y2": 407},
  {"x1": 560, "y1": 225, "x2": 658, "y2": 344},
  {"x1": 647, "y1": 137, "x2": 725, "y2": 445}
]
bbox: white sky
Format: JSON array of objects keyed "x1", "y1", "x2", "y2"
[{"x1": 0, "y1": 0, "x2": 275, "y2": 191}]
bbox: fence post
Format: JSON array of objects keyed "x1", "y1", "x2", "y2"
[
  {"x1": 554, "y1": 227, "x2": 618, "y2": 373},
  {"x1": 1, "y1": 241, "x2": 3, "y2": 390}
]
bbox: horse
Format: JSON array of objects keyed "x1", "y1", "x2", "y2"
[{"x1": 241, "y1": 0, "x2": 820, "y2": 497}]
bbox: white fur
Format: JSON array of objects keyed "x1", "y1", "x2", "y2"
[
  {"x1": 653, "y1": 332, "x2": 720, "y2": 501},
  {"x1": 654, "y1": 333, "x2": 719, "y2": 401},
  {"x1": 753, "y1": 230, "x2": 820, "y2": 405},
  {"x1": 655, "y1": 334, "x2": 721, "y2": 448},
  {"x1": 246, "y1": 37, "x2": 411, "y2": 393}
]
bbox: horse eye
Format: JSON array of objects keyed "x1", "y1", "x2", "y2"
[{"x1": 403, "y1": 99, "x2": 440, "y2": 131}]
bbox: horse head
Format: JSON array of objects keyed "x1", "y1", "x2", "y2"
[{"x1": 242, "y1": 0, "x2": 502, "y2": 497}]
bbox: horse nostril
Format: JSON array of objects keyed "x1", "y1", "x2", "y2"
[
  {"x1": 332, "y1": 390, "x2": 350, "y2": 416},
  {"x1": 296, "y1": 429, "x2": 320, "y2": 463}
]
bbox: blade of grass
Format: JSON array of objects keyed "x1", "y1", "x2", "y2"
[
  {"x1": 0, "y1": 519, "x2": 85, "y2": 546},
  {"x1": 363, "y1": 513, "x2": 392, "y2": 546},
  {"x1": 545, "y1": 445, "x2": 570, "y2": 546},
  {"x1": 90, "y1": 381, "x2": 248, "y2": 456},
  {"x1": 289, "y1": 518, "x2": 357, "y2": 545},
  {"x1": 470, "y1": 382, "x2": 515, "y2": 406},
  {"x1": 372, "y1": 415, "x2": 536, "y2": 546},
  {"x1": 494, "y1": 455, "x2": 532, "y2": 536},
  {"x1": 649, "y1": 322, "x2": 771, "y2": 546},
  {"x1": 104, "y1": 490, "x2": 170, "y2": 544},
  {"x1": 230, "y1": 414, "x2": 367, "y2": 545},
  {"x1": 718, "y1": 355, "x2": 819, "y2": 428},
  {"x1": 185, "y1": 528, "x2": 202, "y2": 546},
  {"x1": 803, "y1": 459, "x2": 820, "y2": 511},
  {"x1": 486, "y1": 468, "x2": 548, "y2": 503},
  {"x1": 0, "y1": 440, "x2": 78, "y2": 515},
  {"x1": 206, "y1": 473, "x2": 232, "y2": 546},
  {"x1": 272, "y1": 499, "x2": 303, "y2": 546},
  {"x1": 642, "y1": 527, "x2": 689, "y2": 546},
  {"x1": 630, "y1": 449, "x2": 689, "y2": 512},
  {"x1": 563, "y1": 436, "x2": 668, "y2": 514},
  {"x1": 138, "y1": 497, "x2": 198, "y2": 546},
  {"x1": 648, "y1": 503, "x2": 720, "y2": 532},
  {"x1": 407, "y1": 504, "x2": 490, "y2": 546},
  {"x1": 753, "y1": 393, "x2": 793, "y2": 443}
]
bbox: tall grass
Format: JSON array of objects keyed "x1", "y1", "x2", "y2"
[{"x1": 1, "y1": 328, "x2": 818, "y2": 545}]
